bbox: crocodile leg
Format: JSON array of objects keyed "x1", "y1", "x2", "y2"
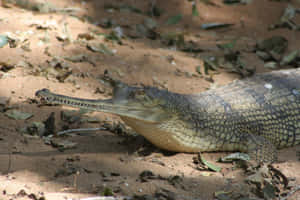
[{"x1": 242, "y1": 133, "x2": 277, "y2": 163}]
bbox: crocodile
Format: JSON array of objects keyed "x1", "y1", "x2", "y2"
[{"x1": 35, "y1": 68, "x2": 300, "y2": 163}]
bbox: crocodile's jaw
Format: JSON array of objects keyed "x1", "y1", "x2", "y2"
[
  {"x1": 35, "y1": 88, "x2": 170, "y2": 123},
  {"x1": 120, "y1": 116, "x2": 198, "y2": 152}
]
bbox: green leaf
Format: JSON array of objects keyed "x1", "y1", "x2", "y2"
[
  {"x1": 223, "y1": 0, "x2": 253, "y2": 5},
  {"x1": 98, "y1": 32, "x2": 122, "y2": 44},
  {"x1": 147, "y1": 5, "x2": 163, "y2": 17},
  {"x1": 192, "y1": 3, "x2": 199, "y2": 17},
  {"x1": 262, "y1": 181, "x2": 276, "y2": 200},
  {"x1": 5, "y1": 110, "x2": 33, "y2": 120},
  {"x1": 196, "y1": 65, "x2": 202, "y2": 75},
  {"x1": 166, "y1": 14, "x2": 183, "y2": 25},
  {"x1": 102, "y1": 187, "x2": 113, "y2": 196},
  {"x1": 217, "y1": 39, "x2": 237, "y2": 50},
  {"x1": 214, "y1": 190, "x2": 232, "y2": 200},
  {"x1": 98, "y1": 43, "x2": 114, "y2": 55},
  {"x1": 223, "y1": 0, "x2": 241, "y2": 4},
  {"x1": 203, "y1": 56, "x2": 218, "y2": 75},
  {"x1": 280, "y1": 49, "x2": 299, "y2": 66},
  {"x1": 120, "y1": 4, "x2": 142, "y2": 14},
  {"x1": 204, "y1": 62, "x2": 210, "y2": 75},
  {"x1": 219, "y1": 152, "x2": 250, "y2": 162},
  {"x1": 201, "y1": 23, "x2": 233, "y2": 30},
  {"x1": 87, "y1": 43, "x2": 114, "y2": 56},
  {"x1": 264, "y1": 61, "x2": 278, "y2": 69},
  {"x1": 0, "y1": 35, "x2": 8, "y2": 48},
  {"x1": 199, "y1": 0, "x2": 214, "y2": 5},
  {"x1": 200, "y1": 154, "x2": 221, "y2": 172}
]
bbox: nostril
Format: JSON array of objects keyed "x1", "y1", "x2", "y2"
[{"x1": 35, "y1": 90, "x2": 41, "y2": 97}]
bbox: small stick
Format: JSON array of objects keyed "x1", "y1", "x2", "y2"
[
  {"x1": 79, "y1": 197, "x2": 132, "y2": 200},
  {"x1": 56, "y1": 7, "x2": 82, "y2": 13},
  {"x1": 6, "y1": 152, "x2": 12, "y2": 174},
  {"x1": 150, "y1": 0, "x2": 157, "y2": 17},
  {"x1": 280, "y1": 185, "x2": 300, "y2": 200},
  {"x1": 73, "y1": 171, "x2": 80, "y2": 189},
  {"x1": 57, "y1": 127, "x2": 106, "y2": 136}
]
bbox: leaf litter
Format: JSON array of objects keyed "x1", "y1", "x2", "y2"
[
  {"x1": 0, "y1": 35, "x2": 9, "y2": 48},
  {"x1": 5, "y1": 109, "x2": 33, "y2": 120},
  {"x1": 0, "y1": 1, "x2": 299, "y2": 200},
  {"x1": 165, "y1": 14, "x2": 183, "y2": 25},
  {"x1": 4, "y1": 0, "x2": 81, "y2": 14}
]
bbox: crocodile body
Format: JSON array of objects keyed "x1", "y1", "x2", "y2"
[{"x1": 36, "y1": 68, "x2": 300, "y2": 162}]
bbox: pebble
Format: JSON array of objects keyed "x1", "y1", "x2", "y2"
[
  {"x1": 75, "y1": 84, "x2": 81, "y2": 89},
  {"x1": 264, "y1": 83, "x2": 272, "y2": 89}
]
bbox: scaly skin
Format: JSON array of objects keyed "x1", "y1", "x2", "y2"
[{"x1": 36, "y1": 69, "x2": 300, "y2": 163}]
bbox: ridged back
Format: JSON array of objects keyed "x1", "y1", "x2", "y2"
[{"x1": 189, "y1": 68, "x2": 300, "y2": 148}]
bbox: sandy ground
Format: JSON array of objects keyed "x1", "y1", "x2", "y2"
[{"x1": 0, "y1": 0, "x2": 299, "y2": 199}]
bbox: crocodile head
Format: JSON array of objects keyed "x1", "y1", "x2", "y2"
[
  {"x1": 36, "y1": 82, "x2": 172, "y2": 123},
  {"x1": 36, "y1": 83, "x2": 200, "y2": 152}
]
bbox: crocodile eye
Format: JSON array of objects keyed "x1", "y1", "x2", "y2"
[
  {"x1": 41, "y1": 88, "x2": 50, "y2": 92},
  {"x1": 135, "y1": 89, "x2": 145, "y2": 96}
]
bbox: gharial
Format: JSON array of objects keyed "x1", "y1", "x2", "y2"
[{"x1": 35, "y1": 68, "x2": 300, "y2": 163}]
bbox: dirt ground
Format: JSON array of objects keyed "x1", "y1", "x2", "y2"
[{"x1": 0, "y1": 0, "x2": 299, "y2": 199}]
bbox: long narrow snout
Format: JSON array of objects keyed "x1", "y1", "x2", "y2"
[
  {"x1": 36, "y1": 88, "x2": 114, "y2": 111},
  {"x1": 35, "y1": 88, "x2": 166, "y2": 123}
]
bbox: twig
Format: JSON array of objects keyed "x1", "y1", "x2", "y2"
[
  {"x1": 280, "y1": 185, "x2": 300, "y2": 200},
  {"x1": 57, "y1": 127, "x2": 106, "y2": 136},
  {"x1": 73, "y1": 171, "x2": 80, "y2": 189},
  {"x1": 56, "y1": 7, "x2": 82, "y2": 13},
  {"x1": 0, "y1": 125, "x2": 15, "y2": 132},
  {"x1": 78, "y1": 197, "x2": 132, "y2": 200},
  {"x1": 269, "y1": 164, "x2": 289, "y2": 188},
  {"x1": 6, "y1": 152, "x2": 12, "y2": 174},
  {"x1": 150, "y1": 0, "x2": 157, "y2": 17}
]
